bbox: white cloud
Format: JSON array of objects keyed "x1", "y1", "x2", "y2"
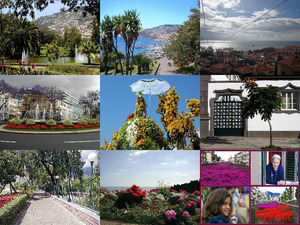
[
  {"x1": 252, "y1": 8, "x2": 279, "y2": 18},
  {"x1": 128, "y1": 150, "x2": 150, "y2": 157},
  {"x1": 160, "y1": 162, "x2": 169, "y2": 165},
  {"x1": 203, "y1": 0, "x2": 241, "y2": 9},
  {"x1": 174, "y1": 160, "x2": 188, "y2": 166},
  {"x1": 110, "y1": 169, "x2": 127, "y2": 176}
]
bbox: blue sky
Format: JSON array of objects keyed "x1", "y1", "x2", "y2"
[
  {"x1": 100, "y1": 75, "x2": 200, "y2": 145},
  {"x1": 100, "y1": 150, "x2": 200, "y2": 187},
  {"x1": 100, "y1": 0, "x2": 197, "y2": 29},
  {"x1": 201, "y1": 0, "x2": 300, "y2": 41},
  {"x1": 3, "y1": 2, "x2": 65, "y2": 21}
]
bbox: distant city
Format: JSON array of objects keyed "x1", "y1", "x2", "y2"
[{"x1": 200, "y1": 45, "x2": 300, "y2": 75}]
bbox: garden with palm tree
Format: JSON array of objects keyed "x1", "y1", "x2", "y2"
[
  {"x1": 0, "y1": 4, "x2": 100, "y2": 75},
  {"x1": 100, "y1": 10, "x2": 155, "y2": 75}
]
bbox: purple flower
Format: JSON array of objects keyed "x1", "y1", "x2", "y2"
[
  {"x1": 165, "y1": 210, "x2": 176, "y2": 221},
  {"x1": 182, "y1": 211, "x2": 190, "y2": 217}
]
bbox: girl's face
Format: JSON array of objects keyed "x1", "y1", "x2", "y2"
[
  {"x1": 227, "y1": 188, "x2": 235, "y2": 199},
  {"x1": 272, "y1": 159, "x2": 280, "y2": 170},
  {"x1": 220, "y1": 197, "x2": 231, "y2": 217}
]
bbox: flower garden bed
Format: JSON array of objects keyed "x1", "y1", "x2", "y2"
[
  {"x1": 254, "y1": 203, "x2": 294, "y2": 224},
  {"x1": 100, "y1": 185, "x2": 200, "y2": 224},
  {"x1": 0, "y1": 193, "x2": 21, "y2": 208},
  {"x1": 200, "y1": 163, "x2": 249, "y2": 186},
  {"x1": 4, "y1": 121, "x2": 100, "y2": 131}
]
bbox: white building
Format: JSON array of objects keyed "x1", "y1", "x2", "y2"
[
  {"x1": 201, "y1": 75, "x2": 300, "y2": 138},
  {"x1": 0, "y1": 94, "x2": 17, "y2": 120}
]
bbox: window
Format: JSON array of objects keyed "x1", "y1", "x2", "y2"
[{"x1": 281, "y1": 92, "x2": 298, "y2": 110}]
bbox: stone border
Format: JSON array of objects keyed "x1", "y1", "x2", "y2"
[
  {"x1": 0, "y1": 125, "x2": 99, "y2": 134},
  {"x1": 44, "y1": 192, "x2": 100, "y2": 225}
]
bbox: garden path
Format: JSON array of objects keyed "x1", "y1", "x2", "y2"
[
  {"x1": 156, "y1": 57, "x2": 184, "y2": 75},
  {"x1": 12, "y1": 190, "x2": 85, "y2": 225}
]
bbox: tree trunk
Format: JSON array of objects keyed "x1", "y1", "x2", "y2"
[
  {"x1": 88, "y1": 57, "x2": 91, "y2": 65},
  {"x1": 10, "y1": 183, "x2": 17, "y2": 193},
  {"x1": 267, "y1": 119, "x2": 272, "y2": 146},
  {"x1": 112, "y1": 46, "x2": 124, "y2": 75}
]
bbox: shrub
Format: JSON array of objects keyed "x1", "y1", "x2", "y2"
[
  {"x1": 9, "y1": 118, "x2": 17, "y2": 124},
  {"x1": 15, "y1": 119, "x2": 23, "y2": 125},
  {"x1": 79, "y1": 119, "x2": 88, "y2": 126},
  {"x1": 26, "y1": 119, "x2": 35, "y2": 125},
  {"x1": 23, "y1": 118, "x2": 28, "y2": 123},
  {"x1": 0, "y1": 194, "x2": 28, "y2": 224},
  {"x1": 63, "y1": 120, "x2": 73, "y2": 126},
  {"x1": 46, "y1": 119, "x2": 56, "y2": 126},
  {"x1": 86, "y1": 119, "x2": 97, "y2": 124}
]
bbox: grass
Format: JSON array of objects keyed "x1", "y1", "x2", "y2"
[{"x1": 3, "y1": 126, "x2": 100, "y2": 132}]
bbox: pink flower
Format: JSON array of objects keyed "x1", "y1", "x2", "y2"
[
  {"x1": 189, "y1": 201, "x2": 197, "y2": 206},
  {"x1": 178, "y1": 197, "x2": 184, "y2": 202},
  {"x1": 182, "y1": 211, "x2": 190, "y2": 217},
  {"x1": 186, "y1": 203, "x2": 192, "y2": 208},
  {"x1": 165, "y1": 210, "x2": 176, "y2": 221}
]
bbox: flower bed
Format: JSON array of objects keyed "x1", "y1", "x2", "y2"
[
  {"x1": 255, "y1": 202, "x2": 281, "y2": 209},
  {"x1": 0, "y1": 193, "x2": 21, "y2": 208},
  {"x1": 201, "y1": 163, "x2": 249, "y2": 185},
  {"x1": 5, "y1": 122, "x2": 100, "y2": 130},
  {"x1": 100, "y1": 185, "x2": 200, "y2": 224},
  {"x1": 255, "y1": 204, "x2": 294, "y2": 223}
]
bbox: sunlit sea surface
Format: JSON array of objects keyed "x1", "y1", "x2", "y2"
[{"x1": 200, "y1": 40, "x2": 300, "y2": 51}]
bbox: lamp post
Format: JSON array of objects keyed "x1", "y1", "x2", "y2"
[
  {"x1": 56, "y1": 175, "x2": 59, "y2": 198},
  {"x1": 88, "y1": 152, "x2": 97, "y2": 208}
]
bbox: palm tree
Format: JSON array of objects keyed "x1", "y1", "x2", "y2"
[
  {"x1": 6, "y1": 17, "x2": 40, "y2": 59},
  {"x1": 120, "y1": 10, "x2": 142, "y2": 75},
  {"x1": 108, "y1": 51, "x2": 125, "y2": 74},
  {"x1": 133, "y1": 53, "x2": 152, "y2": 74},
  {"x1": 112, "y1": 15, "x2": 124, "y2": 74},
  {"x1": 100, "y1": 15, "x2": 113, "y2": 74},
  {"x1": 78, "y1": 39, "x2": 100, "y2": 65}
]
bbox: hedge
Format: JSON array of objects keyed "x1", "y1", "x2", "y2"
[{"x1": 0, "y1": 194, "x2": 28, "y2": 224}]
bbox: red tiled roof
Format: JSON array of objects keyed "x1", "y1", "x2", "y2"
[{"x1": 278, "y1": 56, "x2": 300, "y2": 68}]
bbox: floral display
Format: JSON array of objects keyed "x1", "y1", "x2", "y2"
[
  {"x1": 165, "y1": 210, "x2": 177, "y2": 221},
  {"x1": 255, "y1": 205, "x2": 294, "y2": 223},
  {"x1": 5, "y1": 122, "x2": 100, "y2": 130},
  {"x1": 0, "y1": 193, "x2": 21, "y2": 208},
  {"x1": 201, "y1": 163, "x2": 249, "y2": 185},
  {"x1": 255, "y1": 202, "x2": 281, "y2": 209}
]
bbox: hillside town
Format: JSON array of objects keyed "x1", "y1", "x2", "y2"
[
  {"x1": 36, "y1": 11, "x2": 93, "y2": 38},
  {"x1": 200, "y1": 46, "x2": 300, "y2": 75}
]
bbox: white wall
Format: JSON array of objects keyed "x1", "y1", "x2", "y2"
[{"x1": 208, "y1": 80, "x2": 300, "y2": 132}]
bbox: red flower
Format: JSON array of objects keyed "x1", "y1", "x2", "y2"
[
  {"x1": 31, "y1": 63, "x2": 35, "y2": 68},
  {"x1": 27, "y1": 59, "x2": 30, "y2": 65},
  {"x1": 104, "y1": 196, "x2": 109, "y2": 199},
  {"x1": 5, "y1": 68, "x2": 9, "y2": 71}
]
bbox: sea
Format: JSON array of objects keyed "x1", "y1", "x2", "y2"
[
  {"x1": 101, "y1": 186, "x2": 157, "y2": 192},
  {"x1": 200, "y1": 40, "x2": 300, "y2": 51},
  {"x1": 101, "y1": 36, "x2": 164, "y2": 55}
]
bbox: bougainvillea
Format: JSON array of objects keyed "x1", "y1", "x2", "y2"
[
  {"x1": 255, "y1": 205, "x2": 294, "y2": 223},
  {"x1": 201, "y1": 163, "x2": 249, "y2": 185},
  {"x1": 5, "y1": 122, "x2": 100, "y2": 130}
]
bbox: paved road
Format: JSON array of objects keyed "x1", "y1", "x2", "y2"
[
  {"x1": 156, "y1": 57, "x2": 184, "y2": 75},
  {"x1": 0, "y1": 131, "x2": 99, "y2": 150},
  {"x1": 12, "y1": 191, "x2": 85, "y2": 225},
  {"x1": 201, "y1": 136, "x2": 300, "y2": 150}
]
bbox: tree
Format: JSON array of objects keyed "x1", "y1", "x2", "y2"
[
  {"x1": 44, "y1": 87, "x2": 64, "y2": 120},
  {"x1": 296, "y1": 187, "x2": 298, "y2": 200},
  {"x1": 164, "y1": 1, "x2": 200, "y2": 74},
  {"x1": 64, "y1": 26, "x2": 81, "y2": 56},
  {"x1": 77, "y1": 39, "x2": 100, "y2": 64},
  {"x1": 242, "y1": 78, "x2": 283, "y2": 147},
  {"x1": 18, "y1": 85, "x2": 46, "y2": 116},
  {"x1": 79, "y1": 90, "x2": 100, "y2": 119},
  {"x1": 100, "y1": 15, "x2": 113, "y2": 74},
  {"x1": 91, "y1": 16, "x2": 100, "y2": 47},
  {"x1": 156, "y1": 87, "x2": 200, "y2": 149},
  {"x1": 17, "y1": 150, "x2": 84, "y2": 186},
  {"x1": 5, "y1": 17, "x2": 40, "y2": 59},
  {"x1": 5, "y1": 0, "x2": 99, "y2": 22},
  {"x1": 120, "y1": 10, "x2": 142, "y2": 75},
  {"x1": 0, "y1": 79, "x2": 18, "y2": 112},
  {"x1": 133, "y1": 53, "x2": 152, "y2": 74},
  {"x1": 108, "y1": 51, "x2": 125, "y2": 74},
  {"x1": 0, "y1": 151, "x2": 24, "y2": 193},
  {"x1": 45, "y1": 42, "x2": 65, "y2": 63}
]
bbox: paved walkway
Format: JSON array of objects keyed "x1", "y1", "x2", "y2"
[
  {"x1": 12, "y1": 191, "x2": 85, "y2": 225},
  {"x1": 156, "y1": 57, "x2": 184, "y2": 75},
  {"x1": 201, "y1": 136, "x2": 300, "y2": 150}
]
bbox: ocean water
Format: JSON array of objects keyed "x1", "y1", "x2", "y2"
[
  {"x1": 200, "y1": 40, "x2": 300, "y2": 51},
  {"x1": 101, "y1": 186, "x2": 157, "y2": 192},
  {"x1": 101, "y1": 36, "x2": 164, "y2": 55}
]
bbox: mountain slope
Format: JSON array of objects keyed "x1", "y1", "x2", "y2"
[{"x1": 139, "y1": 24, "x2": 179, "y2": 42}]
